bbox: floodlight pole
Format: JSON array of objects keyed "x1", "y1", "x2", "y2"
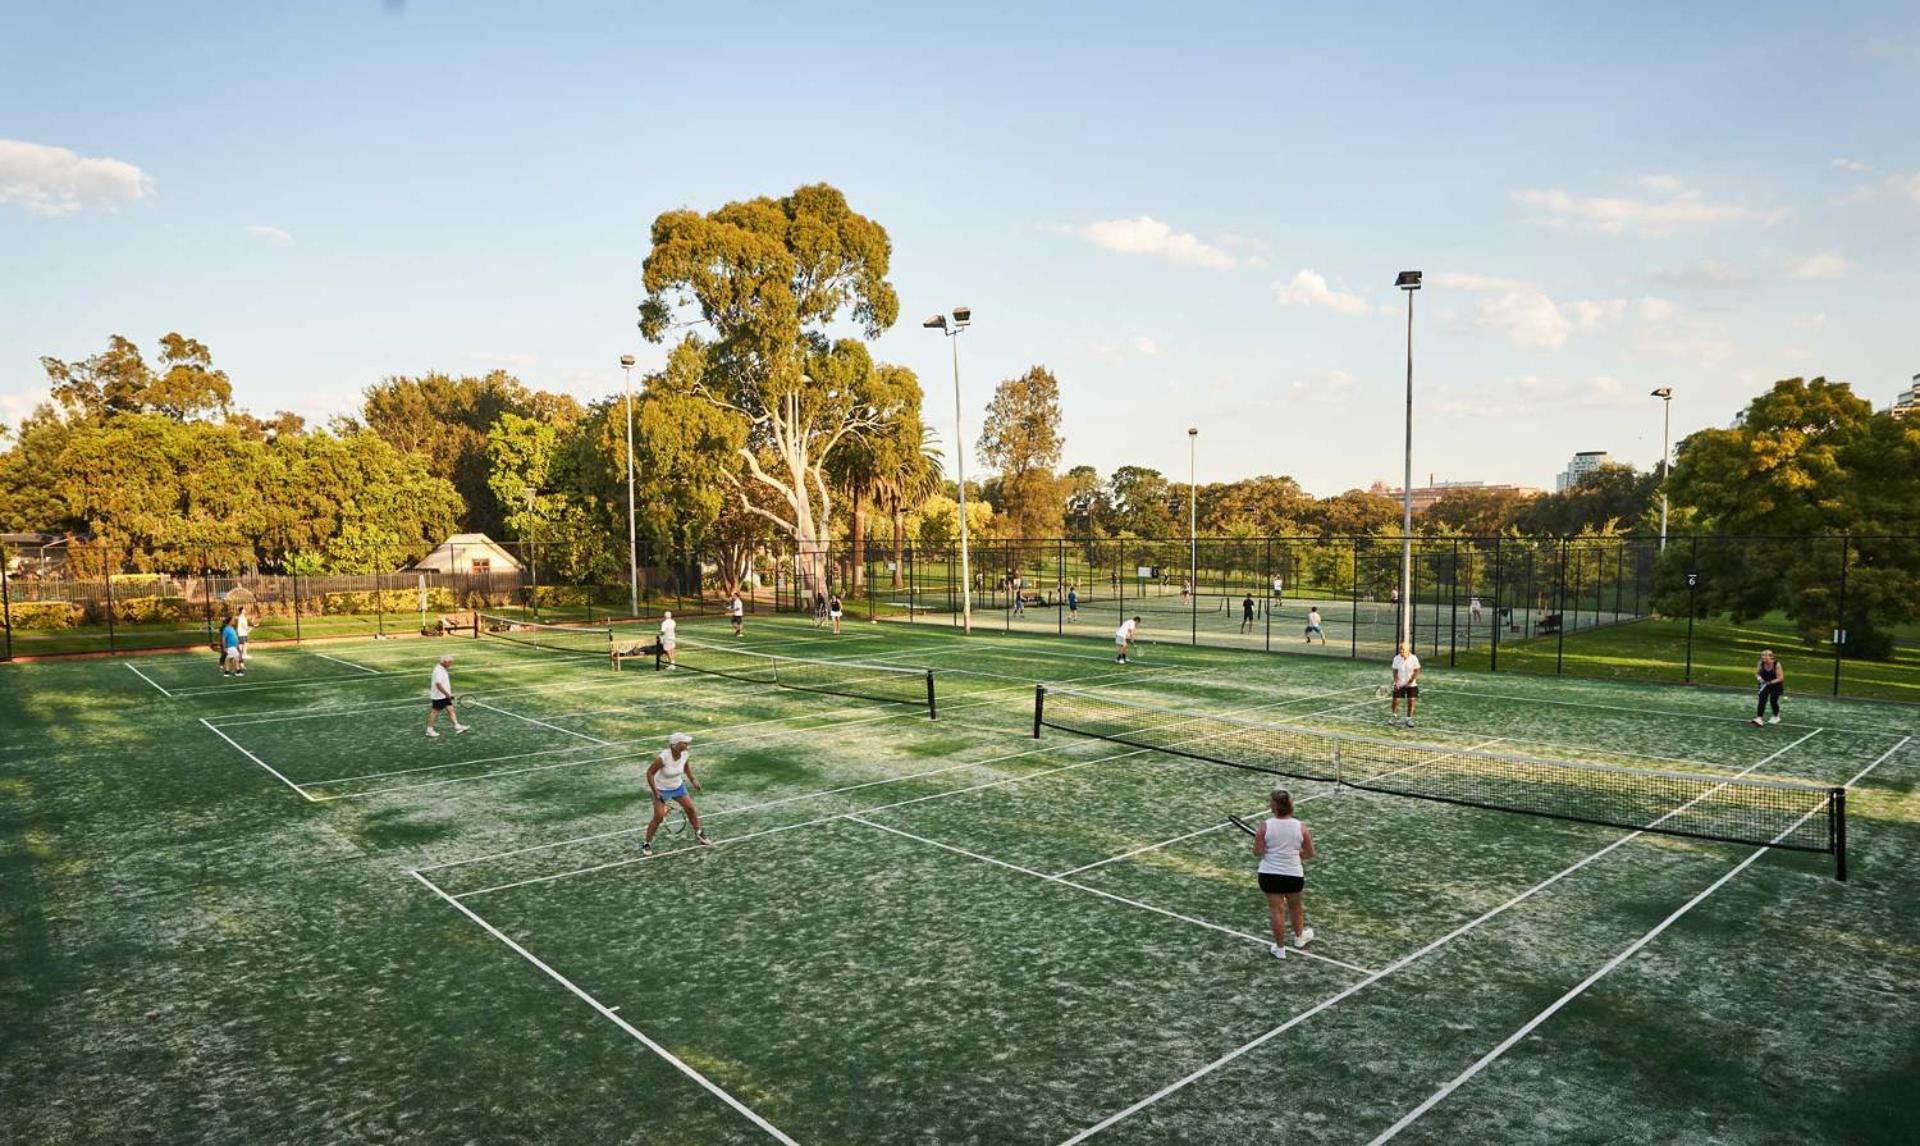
[
  {"x1": 1188, "y1": 427, "x2": 1198, "y2": 646},
  {"x1": 926, "y1": 309, "x2": 974, "y2": 633},
  {"x1": 1651, "y1": 387, "x2": 1673, "y2": 551},
  {"x1": 1397, "y1": 271, "x2": 1422, "y2": 650},
  {"x1": 620, "y1": 355, "x2": 640, "y2": 617}
]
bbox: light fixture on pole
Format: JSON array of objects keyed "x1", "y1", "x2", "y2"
[
  {"x1": 1188, "y1": 426, "x2": 1198, "y2": 645},
  {"x1": 1395, "y1": 270, "x2": 1422, "y2": 649},
  {"x1": 1650, "y1": 387, "x2": 1673, "y2": 552},
  {"x1": 924, "y1": 306, "x2": 974, "y2": 633},
  {"x1": 619, "y1": 353, "x2": 640, "y2": 618}
]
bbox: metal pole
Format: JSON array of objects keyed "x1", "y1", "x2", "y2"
[
  {"x1": 1659, "y1": 394, "x2": 1671, "y2": 552},
  {"x1": 1264, "y1": 537, "x2": 1272, "y2": 652},
  {"x1": 1490, "y1": 535, "x2": 1502, "y2": 674},
  {"x1": 1833, "y1": 534, "x2": 1848, "y2": 697},
  {"x1": 1057, "y1": 537, "x2": 1065, "y2": 635},
  {"x1": 0, "y1": 542, "x2": 12, "y2": 662},
  {"x1": 1188, "y1": 427, "x2": 1198, "y2": 648},
  {"x1": 104, "y1": 546, "x2": 117, "y2": 655},
  {"x1": 1684, "y1": 533, "x2": 1698, "y2": 683},
  {"x1": 623, "y1": 361, "x2": 639, "y2": 619},
  {"x1": 1449, "y1": 538, "x2": 1459, "y2": 667},
  {"x1": 951, "y1": 332, "x2": 973, "y2": 634},
  {"x1": 1400, "y1": 287, "x2": 1415, "y2": 649},
  {"x1": 1554, "y1": 538, "x2": 1568, "y2": 673},
  {"x1": 1349, "y1": 538, "x2": 1360, "y2": 660}
]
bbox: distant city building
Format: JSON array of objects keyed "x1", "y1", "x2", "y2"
[
  {"x1": 1372, "y1": 478, "x2": 1544, "y2": 514},
  {"x1": 1891, "y1": 376, "x2": 1919, "y2": 420},
  {"x1": 1555, "y1": 451, "x2": 1612, "y2": 492}
]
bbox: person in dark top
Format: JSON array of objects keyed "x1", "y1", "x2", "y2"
[
  {"x1": 1752, "y1": 650, "x2": 1785, "y2": 726},
  {"x1": 1240, "y1": 594, "x2": 1256, "y2": 634}
]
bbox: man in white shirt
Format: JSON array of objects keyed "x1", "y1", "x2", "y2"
[
  {"x1": 426, "y1": 654, "x2": 468, "y2": 738},
  {"x1": 1115, "y1": 615, "x2": 1141, "y2": 664},
  {"x1": 659, "y1": 610, "x2": 678, "y2": 669},
  {"x1": 234, "y1": 606, "x2": 252, "y2": 667},
  {"x1": 1389, "y1": 642, "x2": 1421, "y2": 728},
  {"x1": 729, "y1": 593, "x2": 745, "y2": 636}
]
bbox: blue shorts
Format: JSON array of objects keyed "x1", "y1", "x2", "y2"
[
  {"x1": 656, "y1": 784, "x2": 688, "y2": 802},
  {"x1": 1305, "y1": 625, "x2": 1323, "y2": 635}
]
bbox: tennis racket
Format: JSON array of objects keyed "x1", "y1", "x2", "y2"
[
  {"x1": 1227, "y1": 814, "x2": 1258, "y2": 837},
  {"x1": 656, "y1": 793, "x2": 687, "y2": 837},
  {"x1": 1375, "y1": 684, "x2": 1394, "y2": 700}
]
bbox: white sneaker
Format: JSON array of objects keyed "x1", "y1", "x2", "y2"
[
  {"x1": 1294, "y1": 927, "x2": 1315, "y2": 949},
  {"x1": 425, "y1": 728, "x2": 440, "y2": 738},
  {"x1": 1751, "y1": 717, "x2": 1765, "y2": 726},
  {"x1": 1268, "y1": 943, "x2": 1286, "y2": 960},
  {"x1": 454, "y1": 724, "x2": 470, "y2": 734},
  {"x1": 1767, "y1": 716, "x2": 1781, "y2": 725}
]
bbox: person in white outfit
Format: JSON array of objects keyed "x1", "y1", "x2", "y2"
[
  {"x1": 642, "y1": 732, "x2": 709, "y2": 854},
  {"x1": 1253, "y1": 788, "x2": 1316, "y2": 959},
  {"x1": 1389, "y1": 642, "x2": 1422, "y2": 727},
  {"x1": 659, "y1": 610, "x2": 678, "y2": 669},
  {"x1": 1115, "y1": 615, "x2": 1141, "y2": 663},
  {"x1": 426, "y1": 655, "x2": 468, "y2": 737}
]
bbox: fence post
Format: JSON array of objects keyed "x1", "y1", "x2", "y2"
[
  {"x1": 1684, "y1": 534, "x2": 1698, "y2": 683},
  {"x1": 1349, "y1": 538, "x2": 1360, "y2": 660},
  {"x1": 1057, "y1": 537, "x2": 1065, "y2": 635},
  {"x1": 1832, "y1": 533, "x2": 1848, "y2": 697},
  {"x1": 104, "y1": 546, "x2": 118, "y2": 655},
  {"x1": 293, "y1": 571, "x2": 304, "y2": 643},
  {"x1": 1490, "y1": 536, "x2": 1502, "y2": 674},
  {"x1": 1554, "y1": 538, "x2": 1568, "y2": 673},
  {"x1": 1, "y1": 543, "x2": 13, "y2": 662},
  {"x1": 1264, "y1": 538, "x2": 1273, "y2": 652},
  {"x1": 201, "y1": 548, "x2": 214, "y2": 650},
  {"x1": 1449, "y1": 538, "x2": 1459, "y2": 667}
]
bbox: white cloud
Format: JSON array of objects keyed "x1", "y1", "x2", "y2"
[
  {"x1": 468, "y1": 351, "x2": 541, "y2": 368},
  {"x1": 1827, "y1": 159, "x2": 1920, "y2": 207},
  {"x1": 1637, "y1": 297, "x2": 1676, "y2": 323},
  {"x1": 1647, "y1": 260, "x2": 1750, "y2": 289},
  {"x1": 1643, "y1": 335, "x2": 1735, "y2": 366},
  {"x1": 244, "y1": 224, "x2": 294, "y2": 246},
  {"x1": 1067, "y1": 216, "x2": 1236, "y2": 270},
  {"x1": 1477, "y1": 290, "x2": 1574, "y2": 347},
  {"x1": 1286, "y1": 369, "x2": 1357, "y2": 404},
  {"x1": 1130, "y1": 335, "x2": 1160, "y2": 357},
  {"x1": 1512, "y1": 181, "x2": 1788, "y2": 237},
  {"x1": 0, "y1": 138, "x2": 154, "y2": 216},
  {"x1": 1431, "y1": 272, "x2": 1532, "y2": 292},
  {"x1": 1433, "y1": 272, "x2": 1646, "y2": 348},
  {"x1": 1272, "y1": 269, "x2": 1371, "y2": 316},
  {"x1": 1786, "y1": 253, "x2": 1848, "y2": 280}
]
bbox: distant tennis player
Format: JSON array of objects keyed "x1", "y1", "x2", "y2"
[
  {"x1": 1241, "y1": 594, "x2": 1256, "y2": 634},
  {"x1": 1469, "y1": 596, "x2": 1484, "y2": 624},
  {"x1": 234, "y1": 606, "x2": 252, "y2": 668},
  {"x1": 1115, "y1": 615, "x2": 1141, "y2": 663},
  {"x1": 1253, "y1": 788, "x2": 1315, "y2": 959},
  {"x1": 829, "y1": 593, "x2": 844, "y2": 634},
  {"x1": 1752, "y1": 649, "x2": 1785, "y2": 726},
  {"x1": 219, "y1": 615, "x2": 244, "y2": 677},
  {"x1": 1389, "y1": 642, "x2": 1421, "y2": 727},
  {"x1": 729, "y1": 592, "x2": 745, "y2": 636},
  {"x1": 1066, "y1": 586, "x2": 1079, "y2": 621},
  {"x1": 641, "y1": 732, "x2": 709, "y2": 854},
  {"x1": 426, "y1": 654, "x2": 468, "y2": 737},
  {"x1": 1304, "y1": 607, "x2": 1325, "y2": 645},
  {"x1": 813, "y1": 591, "x2": 828, "y2": 629},
  {"x1": 658, "y1": 610, "x2": 678, "y2": 669}
]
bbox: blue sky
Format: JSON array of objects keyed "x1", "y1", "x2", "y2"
[{"x1": 2, "y1": 1, "x2": 1915, "y2": 497}]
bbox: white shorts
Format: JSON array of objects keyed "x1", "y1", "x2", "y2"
[{"x1": 660, "y1": 638, "x2": 676, "y2": 651}]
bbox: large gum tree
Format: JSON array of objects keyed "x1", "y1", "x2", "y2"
[{"x1": 638, "y1": 184, "x2": 901, "y2": 592}]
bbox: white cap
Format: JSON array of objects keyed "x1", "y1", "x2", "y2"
[{"x1": 668, "y1": 732, "x2": 692, "y2": 747}]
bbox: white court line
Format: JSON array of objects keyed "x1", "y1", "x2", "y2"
[
  {"x1": 313, "y1": 652, "x2": 382, "y2": 675},
  {"x1": 416, "y1": 681, "x2": 1378, "y2": 873},
  {"x1": 209, "y1": 675, "x2": 634, "y2": 726},
  {"x1": 1050, "y1": 737, "x2": 1509, "y2": 879},
  {"x1": 164, "y1": 647, "x2": 579, "y2": 697},
  {"x1": 199, "y1": 717, "x2": 317, "y2": 802},
  {"x1": 408, "y1": 871, "x2": 797, "y2": 1145},
  {"x1": 850, "y1": 816, "x2": 1377, "y2": 976},
  {"x1": 124, "y1": 662, "x2": 175, "y2": 697},
  {"x1": 1440, "y1": 685, "x2": 1909, "y2": 740},
  {"x1": 463, "y1": 699, "x2": 611, "y2": 745},
  {"x1": 1366, "y1": 734, "x2": 1908, "y2": 1145},
  {"x1": 1053, "y1": 727, "x2": 1826, "y2": 1145}
]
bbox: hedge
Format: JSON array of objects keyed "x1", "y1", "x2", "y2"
[
  {"x1": 317, "y1": 587, "x2": 459, "y2": 616},
  {"x1": 2, "y1": 601, "x2": 81, "y2": 630}
]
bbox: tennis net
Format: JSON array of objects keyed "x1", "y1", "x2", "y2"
[
  {"x1": 1033, "y1": 686, "x2": 1847, "y2": 877},
  {"x1": 665, "y1": 639, "x2": 936, "y2": 718},
  {"x1": 475, "y1": 613, "x2": 615, "y2": 660}
]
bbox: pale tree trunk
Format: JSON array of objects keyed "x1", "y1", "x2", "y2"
[
  {"x1": 850, "y1": 481, "x2": 866, "y2": 591},
  {"x1": 890, "y1": 492, "x2": 905, "y2": 589},
  {"x1": 733, "y1": 392, "x2": 845, "y2": 600}
]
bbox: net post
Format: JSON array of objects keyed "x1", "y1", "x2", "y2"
[
  {"x1": 1831, "y1": 787, "x2": 1847, "y2": 881},
  {"x1": 925, "y1": 668, "x2": 937, "y2": 720},
  {"x1": 1032, "y1": 684, "x2": 1046, "y2": 738}
]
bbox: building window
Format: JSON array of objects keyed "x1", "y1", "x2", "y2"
[{"x1": 470, "y1": 559, "x2": 491, "y2": 575}]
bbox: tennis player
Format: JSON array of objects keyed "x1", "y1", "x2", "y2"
[
  {"x1": 829, "y1": 593, "x2": 844, "y2": 634},
  {"x1": 641, "y1": 732, "x2": 710, "y2": 854},
  {"x1": 1752, "y1": 650, "x2": 1785, "y2": 726},
  {"x1": 219, "y1": 616, "x2": 244, "y2": 677},
  {"x1": 1469, "y1": 596, "x2": 1484, "y2": 624},
  {"x1": 1304, "y1": 607, "x2": 1325, "y2": 645},
  {"x1": 1389, "y1": 642, "x2": 1421, "y2": 727},
  {"x1": 658, "y1": 610, "x2": 678, "y2": 668},
  {"x1": 1066, "y1": 585, "x2": 1079, "y2": 621},
  {"x1": 1240, "y1": 594, "x2": 1256, "y2": 634},
  {"x1": 813, "y1": 591, "x2": 828, "y2": 629},
  {"x1": 1115, "y1": 615, "x2": 1141, "y2": 663},
  {"x1": 426, "y1": 654, "x2": 468, "y2": 737},
  {"x1": 1253, "y1": 788, "x2": 1315, "y2": 959},
  {"x1": 234, "y1": 606, "x2": 252, "y2": 668},
  {"x1": 729, "y1": 592, "x2": 745, "y2": 636}
]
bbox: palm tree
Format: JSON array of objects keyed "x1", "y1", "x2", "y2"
[{"x1": 875, "y1": 426, "x2": 943, "y2": 589}]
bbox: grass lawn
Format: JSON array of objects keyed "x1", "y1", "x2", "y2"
[{"x1": 2, "y1": 615, "x2": 1915, "y2": 1143}]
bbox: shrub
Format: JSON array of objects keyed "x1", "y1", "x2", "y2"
[
  {"x1": 2, "y1": 601, "x2": 81, "y2": 630},
  {"x1": 532, "y1": 585, "x2": 591, "y2": 608},
  {"x1": 317, "y1": 587, "x2": 459, "y2": 616},
  {"x1": 113, "y1": 596, "x2": 199, "y2": 625}
]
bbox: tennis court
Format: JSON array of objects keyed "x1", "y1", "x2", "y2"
[{"x1": 3, "y1": 614, "x2": 1914, "y2": 1143}]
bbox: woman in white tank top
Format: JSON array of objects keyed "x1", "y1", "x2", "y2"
[{"x1": 1253, "y1": 789, "x2": 1316, "y2": 959}]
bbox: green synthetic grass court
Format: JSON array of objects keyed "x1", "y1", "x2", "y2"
[{"x1": 3, "y1": 615, "x2": 1915, "y2": 1143}]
